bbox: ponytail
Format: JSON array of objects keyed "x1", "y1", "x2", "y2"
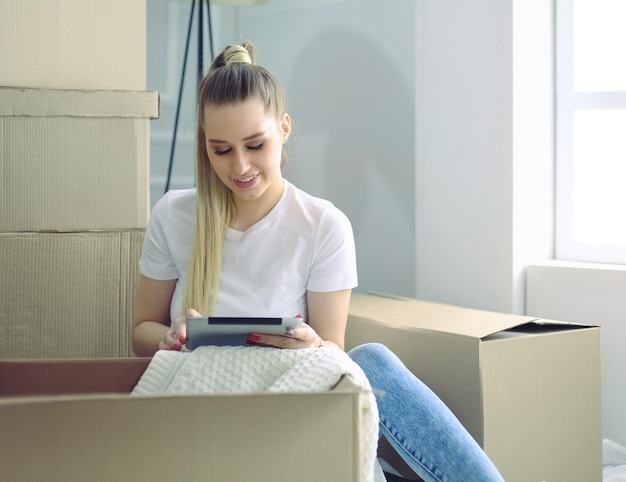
[{"x1": 182, "y1": 41, "x2": 287, "y2": 315}]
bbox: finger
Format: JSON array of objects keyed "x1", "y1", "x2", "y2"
[
  {"x1": 165, "y1": 329, "x2": 178, "y2": 344},
  {"x1": 163, "y1": 329, "x2": 182, "y2": 351},
  {"x1": 293, "y1": 323, "x2": 318, "y2": 343},
  {"x1": 246, "y1": 333, "x2": 292, "y2": 349},
  {"x1": 171, "y1": 311, "x2": 192, "y2": 345},
  {"x1": 178, "y1": 308, "x2": 201, "y2": 343},
  {"x1": 158, "y1": 340, "x2": 172, "y2": 351},
  {"x1": 187, "y1": 308, "x2": 202, "y2": 318},
  {"x1": 249, "y1": 332, "x2": 319, "y2": 350}
]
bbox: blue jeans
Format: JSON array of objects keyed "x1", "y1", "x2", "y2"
[{"x1": 348, "y1": 343, "x2": 505, "y2": 482}]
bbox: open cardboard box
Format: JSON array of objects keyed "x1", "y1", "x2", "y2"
[
  {"x1": 346, "y1": 292, "x2": 602, "y2": 482},
  {"x1": 0, "y1": 358, "x2": 366, "y2": 482}
]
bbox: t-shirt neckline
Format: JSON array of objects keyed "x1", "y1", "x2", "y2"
[{"x1": 226, "y1": 179, "x2": 290, "y2": 240}]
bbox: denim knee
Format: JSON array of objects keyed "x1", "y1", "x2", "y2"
[
  {"x1": 348, "y1": 342, "x2": 390, "y2": 364},
  {"x1": 348, "y1": 342, "x2": 405, "y2": 380}
]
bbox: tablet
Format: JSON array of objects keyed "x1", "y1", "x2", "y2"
[{"x1": 185, "y1": 316, "x2": 303, "y2": 349}]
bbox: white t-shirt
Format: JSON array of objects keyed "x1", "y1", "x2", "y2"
[{"x1": 139, "y1": 179, "x2": 358, "y2": 322}]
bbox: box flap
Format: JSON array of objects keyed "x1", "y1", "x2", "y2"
[
  {"x1": 0, "y1": 87, "x2": 159, "y2": 118},
  {"x1": 351, "y1": 292, "x2": 539, "y2": 339}
]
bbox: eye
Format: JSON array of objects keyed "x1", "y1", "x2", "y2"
[
  {"x1": 247, "y1": 142, "x2": 264, "y2": 151},
  {"x1": 213, "y1": 147, "x2": 232, "y2": 156}
]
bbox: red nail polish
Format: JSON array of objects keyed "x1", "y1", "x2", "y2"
[
  {"x1": 173, "y1": 343, "x2": 181, "y2": 351},
  {"x1": 296, "y1": 314, "x2": 303, "y2": 319},
  {"x1": 179, "y1": 336, "x2": 187, "y2": 344},
  {"x1": 246, "y1": 334, "x2": 261, "y2": 344}
]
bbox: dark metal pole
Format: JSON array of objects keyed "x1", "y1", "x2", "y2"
[
  {"x1": 164, "y1": 0, "x2": 196, "y2": 194},
  {"x1": 197, "y1": 0, "x2": 204, "y2": 90},
  {"x1": 206, "y1": 0, "x2": 215, "y2": 62}
]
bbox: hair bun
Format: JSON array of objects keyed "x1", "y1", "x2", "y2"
[{"x1": 223, "y1": 41, "x2": 256, "y2": 66}]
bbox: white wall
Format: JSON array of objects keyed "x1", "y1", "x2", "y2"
[
  {"x1": 415, "y1": 2, "x2": 516, "y2": 313},
  {"x1": 414, "y1": 1, "x2": 554, "y2": 315}
]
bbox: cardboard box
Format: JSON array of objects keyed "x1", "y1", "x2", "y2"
[
  {"x1": 0, "y1": 0, "x2": 146, "y2": 90},
  {"x1": 0, "y1": 358, "x2": 365, "y2": 482},
  {"x1": 0, "y1": 87, "x2": 159, "y2": 232},
  {"x1": 346, "y1": 292, "x2": 602, "y2": 482},
  {"x1": 0, "y1": 231, "x2": 143, "y2": 359}
]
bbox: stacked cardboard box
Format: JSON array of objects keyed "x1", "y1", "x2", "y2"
[
  {"x1": 0, "y1": 0, "x2": 146, "y2": 90},
  {"x1": 0, "y1": 88, "x2": 158, "y2": 359},
  {"x1": 0, "y1": 0, "x2": 158, "y2": 359}
]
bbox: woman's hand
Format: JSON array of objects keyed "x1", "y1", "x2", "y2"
[
  {"x1": 246, "y1": 321, "x2": 324, "y2": 349},
  {"x1": 158, "y1": 308, "x2": 201, "y2": 352}
]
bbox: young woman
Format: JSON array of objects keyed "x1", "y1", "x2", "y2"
[{"x1": 132, "y1": 41, "x2": 504, "y2": 482}]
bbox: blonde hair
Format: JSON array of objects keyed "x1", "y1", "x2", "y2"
[{"x1": 182, "y1": 41, "x2": 288, "y2": 315}]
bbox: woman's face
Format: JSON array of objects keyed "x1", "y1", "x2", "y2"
[{"x1": 203, "y1": 98, "x2": 291, "y2": 207}]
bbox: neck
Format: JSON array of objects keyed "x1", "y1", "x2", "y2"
[{"x1": 230, "y1": 178, "x2": 284, "y2": 231}]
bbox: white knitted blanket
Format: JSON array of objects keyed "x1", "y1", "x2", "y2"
[{"x1": 131, "y1": 345, "x2": 385, "y2": 482}]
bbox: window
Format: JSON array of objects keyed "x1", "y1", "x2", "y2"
[{"x1": 556, "y1": 0, "x2": 626, "y2": 264}]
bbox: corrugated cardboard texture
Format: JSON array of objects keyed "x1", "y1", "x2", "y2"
[
  {"x1": 0, "y1": 88, "x2": 158, "y2": 232},
  {"x1": 346, "y1": 292, "x2": 602, "y2": 482},
  {"x1": 0, "y1": 0, "x2": 146, "y2": 90},
  {"x1": 0, "y1": 359, "x2": 363, "y2": 482},
  {"x1": 0, "y1": 231, "x2": 143, "y2": 359}
]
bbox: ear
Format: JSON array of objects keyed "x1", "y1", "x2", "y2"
[{"x1": 280, "y1": 112, "x2": 292, "y2": 143}]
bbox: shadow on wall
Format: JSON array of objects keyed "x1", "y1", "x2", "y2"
[{"x1": 285, "y1": 28, "x2": 416, "y2": 296}]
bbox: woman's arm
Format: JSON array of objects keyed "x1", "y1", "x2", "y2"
[
  {"x1": 131, "y1": 274, "x2": 177, "y2": 357},
  {"x1": 306, "y1": 288, "x2": 351, "y2": 350}
]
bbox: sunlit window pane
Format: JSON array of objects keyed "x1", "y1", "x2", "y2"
[
  {"x1": 573, "y1": 0, "x2": 626, "y2": 92},
  {"x1": 572, "y1": 110, "x2": 626, "y2": 244}
]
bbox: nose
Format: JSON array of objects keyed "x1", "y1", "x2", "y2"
[{"x1": 231, "y1": 149, "x2": 250, "y2": 176}]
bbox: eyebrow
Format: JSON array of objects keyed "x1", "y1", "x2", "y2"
[{"x1": 208, "y1": 130, "x2": 266, "y2": 144}]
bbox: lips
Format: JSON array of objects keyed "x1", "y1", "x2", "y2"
[
  {"x1": 238, "y1": 175, "x2": 256, "y2": 183},
  {"x1": 233, "y1": 173, "x2": 259, "y2": 188}
]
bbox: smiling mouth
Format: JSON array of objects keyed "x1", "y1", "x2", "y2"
[{"x1": 236, "y1": 174, "x2": 258, "y2": 183}]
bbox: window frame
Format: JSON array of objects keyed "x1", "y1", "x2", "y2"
[{"x1": 555, "y1": 0, "x2": 626, "y2": 264}]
